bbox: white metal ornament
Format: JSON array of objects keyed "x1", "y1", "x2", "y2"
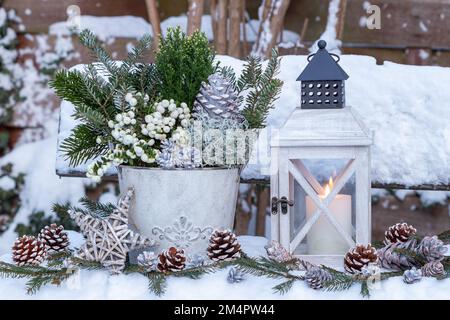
[{"x1": 270, "y1": 106, "x2": 373, "y2": 267}]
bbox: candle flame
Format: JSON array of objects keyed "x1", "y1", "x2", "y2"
[{"x1": 323, "y1": 177, "x2": 334, "y2": 197}]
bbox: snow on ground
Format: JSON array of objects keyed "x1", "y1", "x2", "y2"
[
  {"x1": 57, "y1": 55, "x2": 450, "y2": 188},
  {"x1": 49, "y1": 15, "x2": 299, "y2": 44},
  {"x1": 0, "y1": 235, "x2": 448, "y2": 300},
  {"x1": 0, "y1": 132, "x2": 89, "y2": 254}
]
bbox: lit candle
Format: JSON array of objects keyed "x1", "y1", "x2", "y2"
[{"x1": 305, "y1": 177, "x2": 352, "y2": 255}]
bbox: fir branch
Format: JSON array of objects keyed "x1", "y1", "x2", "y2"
[
  {"x1": 59, "y1": 124, "x2": 108, "y2": 167},
  {"x1": 239, "y1": 49, "x2": 283, "y2": 128},
  {"x1": 147, "y1": 272, "x2": 167, "y2": 297},
  {"x1": 71, "y1": 257, "x2": 103, "y2": 270},
  {"x1": 360, "y1": 281, "x2": 370, "y2": 298},
  {"x1": 321, "y1": 267, "x2": 355, "y2": 292},
  {"x1": 393, "y1": 247, "x2": 427, "y2": 266},
  {"x1": 273, "y1": 279, "x2": 295, "y2": 295},
  {"x1": 78, "y1": 197, "x2": 115, "y2": 217}
]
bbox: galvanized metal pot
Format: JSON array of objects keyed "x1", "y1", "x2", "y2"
[{"x1": 118, "y1": 166, "x2": 240, "y2": 259}]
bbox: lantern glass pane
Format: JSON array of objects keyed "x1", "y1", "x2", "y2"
[{"x1": 289, "y1": 158, "x2": 356, "y2": 256}]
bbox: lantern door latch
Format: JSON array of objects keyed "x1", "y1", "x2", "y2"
[{"x1": 271, "y1": 196, "x2": 294, "y2": 215}]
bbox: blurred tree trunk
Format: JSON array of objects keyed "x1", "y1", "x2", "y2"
[
  {"x1": 187, "y1": 0, "x2": 205, "y2": 35},
  {"x1": 228, "y1": 0, "x2": 243, "y2": 57},
  {"x1": 252, "y1": 0, "x2": 291, "y2": 58},
  {"x1": 145, "y1": 0, "x2": 162, "y2": 50},
  {"x1": 213, "y1": 0, "x2": 228, "y2": 54}
]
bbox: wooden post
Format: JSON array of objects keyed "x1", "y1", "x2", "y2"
[
  {"x1": 187, "y1": 0, "x2": 205, "y2": 35},
  {"x1": 255, "y1": 186, "x2": 269, "y2": 236},
  {"x1": 210, "y1": 0, "x2": 218, "y2": 41},
  {"x1": 215, "y1": 0, "x2": 228, "y2": 54},
  {"x1": 335, "y1": 0, "x2": 347, "y2": 41},
  {"x1": 145, "y1": 0, "x2": 162, "y2": 50},
  {"x1": 252, "y1": 0, "x2": 291, "y2": 58},
  {"x1": 228, "y1": 0, "x2": 242, "y2": 57},
  {"x1": 241, "y1": 0, "x2": 249, "y2": 56}
]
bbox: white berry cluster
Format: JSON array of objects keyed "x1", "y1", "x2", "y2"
[
  {"x1": 85, "y1": 95, "x2": 192, "y2": 182},
  {"x1": 141, "y1": 99, "x2": 191, "y2": 141}
]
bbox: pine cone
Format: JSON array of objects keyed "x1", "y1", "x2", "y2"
[
  {"x1": 421, "y1": 261, "x2": 446, "y2": 277},
  {"x1": 207, "y1": 229, "x2": 242, "y2": 262},
  {"x1": 416, "y1": 236, "x2": 447, "y2": 262},
  {"x1": 12, "y1": 235, "x2": 47, "y2": 266},
  {"x1": 305, "y1": 266, "x2": 332, "y2": 289},
  {"x1": 193, "y1": 74, "x2": 244, "y2": 122},
  {"x1": 344, "y1": 244, "x2": 378, "y2": 274},
  {"x1": 157, "y1": 247, "x2": 186, "y2": 272},
  {"x1": 137, "y1": 251, "x2": 158, "y2": 271},
  {"x1": 384, "y1": 222, "x2": 417, "y2": 245},
  {"x1": 38, "y1": 224, "x2": 70, "y2": 252},
  {"x1": 403, "y1": 267, "x2": 422, "y2": 284},
  {"x1": 377, "y1": 239, "x2": 420, "y2": 271},
  {"x1": 227, "y1": 267, "x2": 246, "y2": 284},
  {"x1": 265, "y1": 240, "x2": 293, "y2": 263}
]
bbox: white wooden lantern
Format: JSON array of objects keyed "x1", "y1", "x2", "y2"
[{"x1": 270, "y1": 106, "x2": 373, "y2": 267}]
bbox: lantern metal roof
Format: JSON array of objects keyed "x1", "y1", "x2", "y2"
[
  {"x1": 271, "y1": 106, "x2": 373, "y2": 147},
  {"x1": 297, "y1": 41, "x2": 349, "y2": 81}
]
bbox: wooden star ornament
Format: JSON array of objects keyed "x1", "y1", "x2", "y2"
[{"x1": 68, "y1": 188, "x2": 156, "y2": 274}]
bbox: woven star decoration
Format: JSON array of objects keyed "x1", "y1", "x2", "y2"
[{"x1": 68, "y1": 188, "x2": 156, "y2": 274}]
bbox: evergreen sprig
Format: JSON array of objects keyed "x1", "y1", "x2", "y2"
[
  {"x1": 219, "y1": 48, "x2": 283, "y2": 128},
  {"x1": 49, "y1": 29, "x2": 156, "y2": 167},
  {"x1": 155, "y1": 26, "x2": 216, "y2": 108}
]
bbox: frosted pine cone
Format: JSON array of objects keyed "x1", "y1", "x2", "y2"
[
  {"x1": 207, "y1": 229, "x2": 242, "y2": 262},
  {"x1": 403, "y1": 267, "x2": 422, "y2": 284},
  {"x1": 38, "y1": 224, "x2": 70, "y2": 252},
  {"x1": 137, "y1": 251, "x2": 158, "y2": 271},
  {"x1": 421, "y1": 261, "x2": 446, "y2": 277},
  {"x1": 227, "y1": 267, "x2": 246, "y2": 284},
  {"x1": 377, "y1": 239, "x2": 419, "y2": 271},
  {"x1": 305, "y1": 266, "x2": 332, "y2": 289},
  {"x1": 157, "y1": 140, "x2": 175, "y2": 169},
  {"x1": 193, "y1": 74, "x2": 244, "y2": 122},
  {"x1": 344, "y1": 244, "x2": 378, "y2": 274},
  {"x1": 265, "y1": 240, "x2": 293, "y2": 263},
  {"x1": 416, "y1": 236, "x2": 447, "y2": 262},
  {"x1": 384, "y1": 222, "x2": 417, "y2": 245},
  {"x1": 157, "y1": 247, "x2": 186, "y2": 272},
  {"x1": 12, "y1": 235, "x2": 47, "y2": 266}
]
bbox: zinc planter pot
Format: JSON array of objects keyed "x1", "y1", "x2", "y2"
[{"x1": 118, "y1": 166, "x2": 240, "y2": 259}]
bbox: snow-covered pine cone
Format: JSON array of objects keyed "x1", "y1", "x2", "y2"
[
  {"x1": 137, "y1": 251, "x2": 158, "y2": 271},
  {"x1": 305, "y1": 266, "x2": 332, "y2": 290},
  {"x1": 38, "y1": 224, "x2": 70, "y2": 252},
  {"x1": 377, "y1": 238, "x2": 420, "y2": 271},
  {"x1": 207, "y1": 229, "x2": 242, "y2": 262},
  {"x1": 421, "y1": 261, "x2": 446, "y2": 277},
  {"x1": 157, "y1": 247, "x2": 186, "y2": 272},
  {"x1": 344, "y1": 244, "x2": 378, "y2": 274},
  {"x1": 193, "y1": 74, "x2": 244, "y2": 122},
  {"x1": 264, "y1": 240, "x2": 293, "y2": 263},
  {"x1": 12, "y1": 235, "x2": 47, "y2": 266},
  {"x1": 157, "y1": 139, "x2": 176, "y2": 169},
  {"x1": 416, "y1": 236, "x2": 447, "y2": 262},
  {"x1": 403, "y1": 267, "x2": 422, "y2": 284},
  {"x1": 227, "y1": 267, "x2": 246, "y2": 284},
  {"x1": 384, "y1": 222, "x2": 417, "y2": 245}
]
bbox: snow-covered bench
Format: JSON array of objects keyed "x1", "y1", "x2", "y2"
[{"x1": 56, "y1": 55, "x2": 450, "y2": 190}]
